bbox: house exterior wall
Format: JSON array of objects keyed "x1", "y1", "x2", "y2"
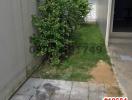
[
  {"x1": 96, "y1": 0, "x2": 113, "y2": 46},
  {"x1": 0, "y1": 0, "x2": 38, "y2": 99},
  {"x1": 96, "y1": 0, "x2": 109, "y2": 37}
]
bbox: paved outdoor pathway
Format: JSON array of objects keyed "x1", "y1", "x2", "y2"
[
  {"x1": 11, "y1": 78, "x2": 106, "y2": 100},
  {"x1": 109, "y1": 44, "x2": 132, "y2": 99}
]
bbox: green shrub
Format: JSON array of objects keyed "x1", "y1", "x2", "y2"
[{"x1": 31, "y1": 0, "x2": 90, "y2": 65}]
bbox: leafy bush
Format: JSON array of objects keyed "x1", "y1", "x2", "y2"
[{"x1": 31, "y1": 0, "x2": 90, "y2": 65}]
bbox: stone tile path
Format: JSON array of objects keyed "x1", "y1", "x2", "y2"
[
  {"x1": 11, "y1": 78, "x2": 106, "y2": 100},
  {"x1": 108, "y1": 44, "x2": 132, "y2": 99}
]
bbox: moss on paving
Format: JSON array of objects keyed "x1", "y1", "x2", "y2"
[{"x1": 33, "y1": 24, "x2": 110, "y2": 82}]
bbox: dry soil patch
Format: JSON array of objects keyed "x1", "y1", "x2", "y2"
[{"x1": 90, "y1": 60, "x2": 122, "y2": 96}]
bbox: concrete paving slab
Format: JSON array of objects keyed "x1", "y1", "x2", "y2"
[
  {"x1": 88, "y1": 84, "x2": 99, "y2": 100},
  {"x1": 50, "y1": 80, "x2": 72, "y2": 100},
  {"x1": 10, "y1": 78, "x2": 106, "y2": 100},
  {"x1": 109, "y1": 44, "x2": 132, "y2": 99},
  {"x1": 16, "y1": 78, "x2": 44, "y2": 96},
  {"x1": 70, "y1": 82, "x2": 88, "y2": 100},
  {"x1": 11, "y1": 95, "x2": 31, "y2": 100}
]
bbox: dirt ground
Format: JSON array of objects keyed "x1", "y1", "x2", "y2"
[{"x1": 90, "y1": 60, "x2": 123, "y2": 96}]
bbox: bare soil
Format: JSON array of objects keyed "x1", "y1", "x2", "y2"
[{"x1": 90, "y1": 60, "x2": 122, "y2": 96}]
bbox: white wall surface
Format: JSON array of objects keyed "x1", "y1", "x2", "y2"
[
  {"x1": 0, "y1": 0, "x2": 38, "y2": 99},
  {"x1": 96, "y1": 0, "x2": 109, "y2": 37}
]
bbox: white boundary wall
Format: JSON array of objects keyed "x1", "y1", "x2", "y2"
[{"x1": 0, "y1": 0, "x2": 39, "y2": 99}]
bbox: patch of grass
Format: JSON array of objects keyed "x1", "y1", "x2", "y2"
[{"x1": 33, "y1": 24, "x2": 110, "y2": 81}]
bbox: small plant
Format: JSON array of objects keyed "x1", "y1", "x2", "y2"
[{"x1": 31, "y1": 0, "x2": 90, "y2": 65}]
